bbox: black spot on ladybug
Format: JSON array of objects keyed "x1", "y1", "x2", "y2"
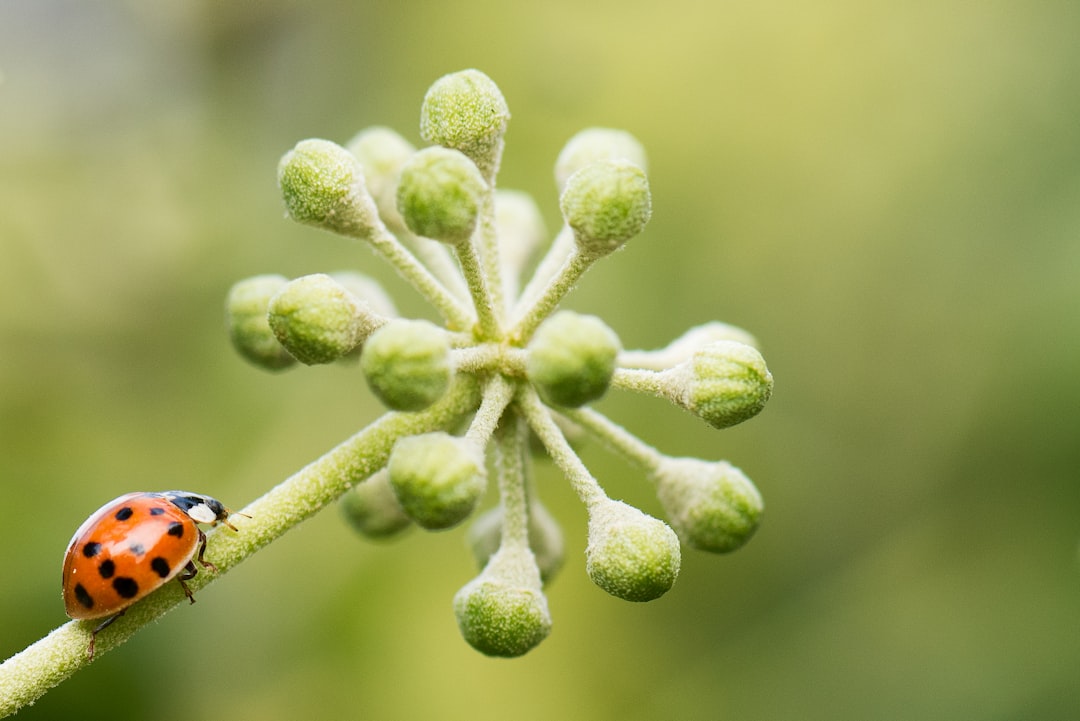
[
  {"x1": 82, "y1": 542, "x2": 102, "y2": 558},
  {"x1": 151, "y1": 557, "x2": 171, "y2": 578},
  {"x1": 98, "y1": 559, "x2": 115, "y2": 579},
  {"x1": 167, "y1": 495, "x2": 198, "y2": 513},
  {"x1": 74, "y1": 583, "x2": 94, "y2": 609},
  {"x1": 113, "y1": 577, "x2": 139, "y2": 599},
  {"x1": 128, "y1": 543, "x2": 145, "y2": 556},
  {"x1": 167, "y1": 522, "x2": 184, "y2": 538},
  {"x1": 150, "y1": 507, "x2": 166, "y2": 516},
  {"x1": 115, "y1": 507, "x2": 134, "y2": 522}
]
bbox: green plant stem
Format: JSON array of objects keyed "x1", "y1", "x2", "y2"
[
  {"x1": 493, "y1": 411, "x2": 529, "y2": 547},
  {"x1": 610, "y1": 367, "x2": 670, "y2": 399},
  {"x1": 516, "y1": 385, "x2": 605, "y2": 508},
  {"x1": 476, "y1": 191, "x2": 506, "y2": 322},
  {"x1": 407, "y1": 233, "x2": 471, "y2": 303},
  {"x1": 509, "y1": 246, "x2": 595, "y2": 344},
  {"x1": 454, "y1": 237, "x2": 501, "y2": 340},
  {"x1": 464, "y1": 374, "x2": 515, "y2": 448},
  {"x1": 0, "y1": 377, "x2": 480, "y2": 718},
  {"x1": 561, "y1": 406, "x2": 665, "y2": 475},
  {"x1": 366, "y1": 224, "x2": 474, "y2": 331},
  {"x1": 453, "y1": 344, "x2": 526, "y2": 377},
  {"x1": 513, "y1": 225, "x2": 574, "y2": 319}
]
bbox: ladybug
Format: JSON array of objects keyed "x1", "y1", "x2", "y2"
[{"x1": 62, "y1": 491, "x2": 244, "y2": 659}]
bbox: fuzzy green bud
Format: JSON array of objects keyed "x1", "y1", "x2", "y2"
[
  {"x1": 586, "y1": 499, "x2": 681, "y2": 602},
  {"x1": 560, "y1": 160, "x2": 651, "y2": 257},
  {"x1": 652, "y1": 458, "x2": 762, "y2": 553},
  {"x1": 345, "y1": 126, "x2": 416, "y2": 229},
  {"x1": 420, "y1": 69, "x2": 510, "y2": 182},
  {"x1": 360, "y1": 319, "x2": 453, "y2": 411},
  {"x1": 663, "y1": 341, "x2": 773, "y2": 429},
  {"x1": 341, "y1": 470, "x2": 412, "y2": 540},
  {"x1": 527, "y1": 412, "x2": 588, "y2": 457},
  {"x1": 468, "y1": 499, "x2": 565, "y2": 584},
  {"x1": 278, "y1": 139, "x2": 381, "y2": 239},
  {"x1": 225, "y1": 274, "x2": 297, "y2": 371},
  {"x1": 555, "y1": 128, "x2": 648, "y2": 191},
  {"x1": 267, "y1": 274, "x2": 383, "y2": 365},
  {"x1": 454, "y1": 544, "x2": 552, "y2": 657},
  {"x1": 526, "y1": 311, "x2": 621, "y2": 407},
  {"x1": 388, "y1": 432, "x2": 486, "y2": 530},
  {"x1": 396, "y1": 146, "x2": 486, "y2": 245}
]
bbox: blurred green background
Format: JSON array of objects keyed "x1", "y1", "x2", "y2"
[{"x1": 2, "y1": 1, "x2": 1078, "y2": 719}]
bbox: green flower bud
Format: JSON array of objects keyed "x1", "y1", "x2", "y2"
[
  {"x1": 652, "y1": 458, "x2": 763, "y2": 553},
  {"x1": 663, "y1": 341, "x2": 773, "y2": 429},
  {"x1": 225, "y1": 274, "x2": 296, "y2": 371},
  {"x1": 396, "y1": 146, "x2": 486, "y2": 245},
  {"x1": 278, "y1": 138, "x2": 380, "y2": 239},
  {"x1": 526, "y1": 311, "x2": 621, "y2": 407},
  {"x1": 341, "y1": 470, "x2": 412, "y2": 540},
  {"x1": 388, "y1": 432, "x2": 485, "y2": 530},
  {"x1": 420, "y1": 69, "x2": 510, "y2": 182},
  {"x1": 555, "y1": 127, "x2": 647, "y2": 191},
  {"x1": 360, "y1": 319, "x2": 453, "y2": 411},
  {"x1": 267, "y1": 274, "x2": 381, "y2": 365},
  {"x1": 454, "y1": 544, "x2": 551, "y2": 657},
  {"x1": 560, "y1": 160, "x2": 651, "y2": 257},
  {"x1": 619, "y1": 321, "x2": 760, "y2": 371},
  {"x1": 586, "y1": 499, "x2": 680, "y2": 602},
  {"x1": 345, "y1": 126, "x2": 416, "y2": 229},
  {"x1": 468, "y1": 499, "x2": 565, "y2": 584}
]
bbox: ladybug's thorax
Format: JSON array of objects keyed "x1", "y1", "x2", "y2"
[{"x1": 162, "y1": 491, "x2": 229, "y2": 525}]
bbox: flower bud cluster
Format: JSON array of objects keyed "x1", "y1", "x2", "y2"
[{"x1": 226, "y1": 69, "x2": 775, "y2": 657}]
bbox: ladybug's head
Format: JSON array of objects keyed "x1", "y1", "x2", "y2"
[{"x1": 163, "y1": 491, "x2": 243, "y2": 531}]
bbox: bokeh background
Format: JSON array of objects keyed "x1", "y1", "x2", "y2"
[{"x1": 2, "y1": 1, "x2": 1078, "y2": 719}]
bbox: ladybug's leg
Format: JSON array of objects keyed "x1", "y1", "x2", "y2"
[
  {"x1": 86, "y1": 609, "x2": 126, "y2": 660},
  {"x1": 176, "y1": 560, "x2": 198, "y2": 604},
  {"x1": 194, "y1": 527, "x2": 218, "y2": 573}
]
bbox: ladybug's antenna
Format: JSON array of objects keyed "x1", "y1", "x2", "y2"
[{"x1": 221, "y1": 509, "x2": 251, "y2": 532}]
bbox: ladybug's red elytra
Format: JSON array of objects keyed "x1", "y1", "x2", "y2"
[{"x1": 62, "y1": 491, "x2": 244, "y2": 659}]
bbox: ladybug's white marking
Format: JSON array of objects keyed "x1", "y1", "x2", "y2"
[{"x1": 185, "y1": 503, "x2": 218, "y2": 524}]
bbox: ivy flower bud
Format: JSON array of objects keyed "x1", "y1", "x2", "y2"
[
  {"x1": 662, "y1": 340, "x2": 773, "y2": 429},
  {"x1": 454, "y1": 544, "x2": 552, "y2": 657},
  {"x1": 396, "y1": 146, "x2": 486, "y2": 246},
  {"x1": 225, "y1": 274, "x2": 297, "y2": 371},
  {"x1": 560, "y1": 160, "x2": 651, "y2": 257},
  {"x1": 420, "y1": 68, "x2": 510, "y2": 182},
  {"x1": 467, "y1": 499, "x2": 565, "y2": 583},
  {"x1": 341, "y1": 470, "x2": 412, "y2": 540},
  {"x1": 360, "y1": 319, "x2": 453, "y2": 411},
  {"x1": 555, "y1": 127, "x2": 648, "y2": 191},
  {"x1": 277, "y1": 139, "x2": 380, "y2": 239},
  {"x1": 652, "y1": 458, "x2": 763, "y2": 553},
  {"x1": 388, "y1": 432, "x2": 486, "y2": 530},
  {"x1": 585, "y1": 499, "x2": 681, "y2": 602},
  {"x1": 526, "y1": 311, "x2": 621, "y2": 408},
  {"x1": 345, "y1": 126, "x2": 416, "y2": 228},
  {"x1": 267, "y1": 274, "x2": 383, "y2": 365}
]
